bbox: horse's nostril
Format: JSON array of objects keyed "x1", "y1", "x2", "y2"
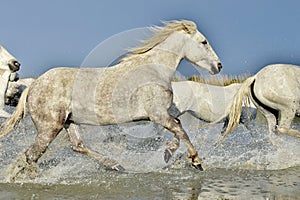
[
  {"x1": 217, "y1": 63, "x2": 222, "y2": 71},
  {"x1": 13, "y1": 61, "x2": 20, "y2": 68}
]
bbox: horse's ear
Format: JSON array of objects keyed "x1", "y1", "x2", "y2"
[{"x1": 182, "y1": 21, "x2": 196, "y2": 34}]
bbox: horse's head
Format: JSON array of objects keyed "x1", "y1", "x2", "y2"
[
  {"x1": 116, "y1": 20, "x2": 222, "y2": 75},
  {"x1": 0, "y1": 45, "x2": 21, "y2": 72},
  {"x1": 181, "y1": 21, "x2": 222, "y2": 75}
]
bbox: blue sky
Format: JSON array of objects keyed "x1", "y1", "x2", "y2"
[{"x1": 1, "y1": 0, "x2": 300, "y2": 78}]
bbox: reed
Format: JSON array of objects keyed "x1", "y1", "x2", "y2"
[{"x1": 186, "y1": 73, "x2": 251, "y2": 86}]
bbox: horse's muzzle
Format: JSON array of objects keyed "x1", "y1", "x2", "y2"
[{"x1": 9, "y1": 60, "x2": 21, "y2": 72}]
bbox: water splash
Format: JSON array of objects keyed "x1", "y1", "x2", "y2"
[{"x1": 0, "y1": 105, "x2": 299, "y2": 184}]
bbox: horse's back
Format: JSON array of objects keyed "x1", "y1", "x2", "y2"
[{"x1": 27, "y1": 67, "x2": 106, "y2": 122}]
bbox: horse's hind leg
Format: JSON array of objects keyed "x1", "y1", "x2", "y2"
[
  {"x1": 254, "y1": 105, "x2": 280, "y2": 144},
  {"x1": 65, "y1": 123, "x2": 124, "y2": 171},
  {"x1": 25, "y1": 128, "x2": 63, "y2": 164},
  {"x1": 276, "y1": 109, "x2": 300, "y2": 139},
  {"x1": 6, "y1": 122, "x2": 64, "y2": 181},
  {"x1": 259, "y1": 107, "x2": 277, "y2": 133}
]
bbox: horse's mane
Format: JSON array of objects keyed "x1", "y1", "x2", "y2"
[{"x1": 120, "y1": 20, "x2": 197, "y2": 62}]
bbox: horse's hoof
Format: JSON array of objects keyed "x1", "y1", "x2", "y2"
[
  {"x1": 164, "y1": 149, "x2": 172, "y2": 163},
  {"x1": 192, "y1": 163, "x2": 204, "y2": 171},
  {"x1": 111, "y1": 164, "x2": 125, "y2": 172},
  {"x1": 3, "y1": 154, "x2": 37, "y2": 182}
]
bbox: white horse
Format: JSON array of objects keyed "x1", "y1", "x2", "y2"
[
  {"x1": 171, "y1": 81, "x2": 257, "y2": 132},
  {"x1": 0, "y1": 20, "x2": 222, "y2": 180},
  {"x1": 0, "y1": 45, "x2": 20, "y2": 118},
  {"x1": 213, "y1": 64, "x2": 300, "y2": 143},
  {"x1": 5, "y1": 79, "x2": 257, "y2": 132}
]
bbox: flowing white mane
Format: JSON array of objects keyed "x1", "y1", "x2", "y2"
[{"x1": 121, "y1": 20, "x2": 197, "y2": 62}]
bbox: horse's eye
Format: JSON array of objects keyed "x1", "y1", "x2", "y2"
[{"x1": 201, "y1": 40, "x2": 207, "y2": 45}]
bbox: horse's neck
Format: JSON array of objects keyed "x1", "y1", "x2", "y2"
[
  {"x1": 150, "y1": 32, "x2": 186, "y2": 68},
  {"x1": 113, "y1": 32, "x2": 188, "y2": 83},
  {"x1": 144, "y1": 50, "x2": 182, "y2": 74},
  {"x1": 119, "y1": 49, "x2": 183, "y2": 82}
]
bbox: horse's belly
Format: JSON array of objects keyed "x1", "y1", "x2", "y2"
[
  {"x1": 71, "y1": 94, "x2": 120, "y2": 125},
  {"x1": 71, "y1": 104, "x2": 148, "y2": 125},
  {"x1": 71, "y1": 92, "x2": 149, "y2": 125}
]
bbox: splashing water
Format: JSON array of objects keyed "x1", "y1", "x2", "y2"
[{"x1": 0, "y1": 105, "x2": 299, "y2": 199}]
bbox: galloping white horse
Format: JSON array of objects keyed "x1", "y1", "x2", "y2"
[
  {"x1": 171, "y1": 81, "x2": 256, "y2": 132},
  {"x1": 215, "y1": 64, "x2": 300, "y2": 143},
  {"x1": 0, "y1": 20, "x2": 222, "y2": 179},
  {"x1": 0, "y1": 45, "x2": 20, "y2": 118}
]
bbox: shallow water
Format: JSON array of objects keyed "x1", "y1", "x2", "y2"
[
  {"x1": 0, "y1": 106, "x2": 299, "y2": 199},
  {"x1": 0, "y1": 167, "x2": 300, "y2": 200}
]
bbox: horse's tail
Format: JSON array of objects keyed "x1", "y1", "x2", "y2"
[
  {"x1": 199, "y1": 76, "x2": 257, "y2": 139},
  {"x1": 0, "y1": 87, "x2": 29, "y2": 138},
  {"x1": 220, "y1": 76, "x2": 256, "y2": 137}
]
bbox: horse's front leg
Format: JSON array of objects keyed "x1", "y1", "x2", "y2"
[
  {"x1": 149, "y1": 111, "x2": 203, "y2": 170},
  {"x1": 164, "y1": 135, "x2": 180, "y2": 163},
  {"x1": 65, "y1": 123, "x2": 125, "y2": 171}
]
